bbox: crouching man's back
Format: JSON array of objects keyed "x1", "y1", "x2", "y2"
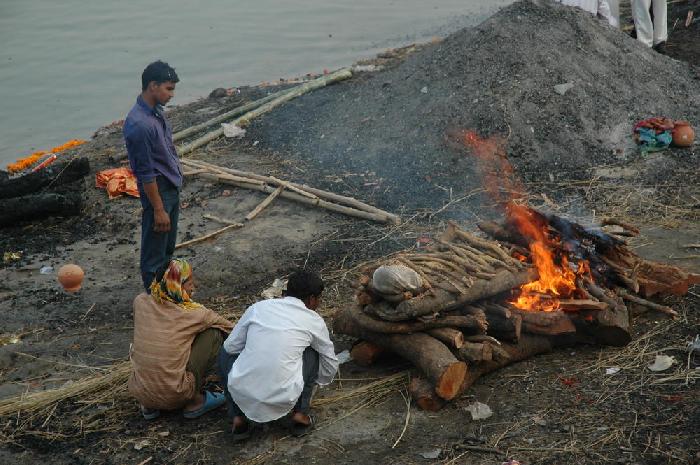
[{"x1": 218, "y1": 270, "x2": 338, "y2": 439}]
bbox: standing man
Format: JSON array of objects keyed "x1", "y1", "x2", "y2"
[
  {"x1": 631, "y1": 0, "x2": 667, "y2": 52},
  {"x1": 124, "y1": 60, "x2": 183, "y2": 291}
]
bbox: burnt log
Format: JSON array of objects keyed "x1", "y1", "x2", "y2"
[
  {"x1": 334, "y1": 310, "x2": 467, "y2": 400},
  {"x1": 462, "y1": 303, "x2": 522, "y2": 343},
  {"x1": 0, "y1": 158, "x2": 90, "y2": 199},
  {"x1": 509, "y1": 308, "x2": 577, "y2": 336},
  {"x1": 0, "y1": 191, "x2": 84, "y2": 226},
  {"x1": 348, "y1": 305, "x2": 486, "y2": 334},
  {"x1": 477, "y1": 220, "x2": 529, "y2": 248},
  {"x1": 391, "y1": 268, "x2": 536, "y2": 321},
  {"x1": 409, "y1": 377, "x2": 445, "y2": 412},
  {"x1": 484, "y1": 311, "x2": 522, "y2": 343},
  {"x1": 570, "y1": 301, "x2": 631, "y2": 347}
]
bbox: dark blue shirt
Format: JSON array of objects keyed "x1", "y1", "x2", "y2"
[{"x1": 124, "y1": 95, "x2": 183, "y2": 188}]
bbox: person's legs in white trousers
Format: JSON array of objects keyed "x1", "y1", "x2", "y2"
[{"x1": 631, "y1": 0, "x2": 667, "y2": 47}]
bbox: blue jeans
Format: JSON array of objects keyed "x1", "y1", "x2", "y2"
[
  {"x1": 217, "y1": 347, "x2": 319, "y2": 419},
  {"x1": 139, "y1": 176, "x2": 180, "y2": 291}
]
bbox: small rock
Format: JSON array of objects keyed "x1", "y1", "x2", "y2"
[
  {"x1": 420, "y1": 86, "x2": 428, "y2": 94},
  {"x1": 208, "y1": 88, "x2": 228, "y2": 99},
  {"x1": 419, "y1": 449, "x2": 441, "y2": 459},
  {"x1": 133, "y1": 439, "x2": 150, "y2": 451},
  {"x1": 553, "y1": 82, "x2": 575, "y2": 95}
]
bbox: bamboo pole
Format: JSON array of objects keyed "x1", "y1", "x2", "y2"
[
  {"x1": 245, "y1": 185, "x2": 284, "y2": 221},
  {"x1": 192, "y1": 171, "x2": 395, "y2": 223},
  {"x1": 178, "y1": 69, "x2": 353, "y2": 156},
  {"x1": 172, "y1": 86, "x2": 297, "y2": 142},
  {"x1": 181, "y1": 158, "x2": 401, "y2": 224},
  {"x1": 183, "y1": 159, "x2": 317, "y2": 200}
]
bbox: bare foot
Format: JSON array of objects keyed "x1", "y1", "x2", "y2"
[{"x1": 291, "y1": 410, "x2": 310, "y2": 426}]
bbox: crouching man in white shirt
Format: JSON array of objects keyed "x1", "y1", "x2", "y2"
[{"x1": 217, "y1": 270, "x2": 338, "y2": 439}]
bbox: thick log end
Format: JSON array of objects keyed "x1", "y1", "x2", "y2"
[
  {"x1": 350, "y1": 341, "x2": 385, "y2": 366},
  {"x1": 435, "y1": 361, "x2": 468, "y2": 400}
]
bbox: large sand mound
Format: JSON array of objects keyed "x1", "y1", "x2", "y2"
[{"x1": 249, "y1": 0, "x2": 699, "y2": 211}]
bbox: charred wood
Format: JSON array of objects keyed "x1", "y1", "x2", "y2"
[
  {"x1": 0, "y1": 158, "x2": 89, "y2": 199},
  {"x1": 348, "y1": 305, "x2": 487, "y2": 334},
  {"x1": 0, "y1": 191, "x2": 84, "y2": 226}
]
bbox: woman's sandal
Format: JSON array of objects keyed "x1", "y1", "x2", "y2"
[
  {"x1": 290, "y1": 414, "x2": 315, "y2": 438},
  {"x1": 183, "y1": 391, "x2": 225, "y2": 419}
]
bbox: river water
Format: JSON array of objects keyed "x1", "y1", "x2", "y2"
[{"x1": 0, "y1": 0, "x2": 511, "y2": 167}]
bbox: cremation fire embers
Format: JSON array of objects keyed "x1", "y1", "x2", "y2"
[{"x1": 507, "y1": 203, "x2": 596, "y2": 313}]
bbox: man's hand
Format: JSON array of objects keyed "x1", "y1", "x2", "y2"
[
  {"x1": 153, "y1": 207, "x2": 171, "y2": 232},
  {"x1": 142, "y1": 180, "x2": 170, "y2": 233}
]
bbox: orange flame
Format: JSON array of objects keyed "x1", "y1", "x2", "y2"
[{"x1": 459, "y1": 130, "x2": 592, "y2": 312}]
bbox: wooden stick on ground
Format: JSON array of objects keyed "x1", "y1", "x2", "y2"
[
  {"x1": 245, "y1": 185, "x2": 284, "y2": 221},
  {"x1": 203, "y1": 214, "x2": 241, "y2": 225},
  {"x1": 191, "y1": 171, "x2": 397, "y2": 224},
  {"x1": 175, "y1": 222, "x2": 243, "y2": 249},
  {"x1": 178, "y1": 69, "x2": 353, "y2": 157},
  {"x1": 182, "y1": 158, "x2": 400, "y2": 223},
  {"x1": 617, "y1": 289, "x2": 679, "y2": 318}
]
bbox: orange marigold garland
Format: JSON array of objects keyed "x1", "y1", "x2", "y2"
[{"x1": 6, "y1": 139, "x2": 86, "y2": 174}]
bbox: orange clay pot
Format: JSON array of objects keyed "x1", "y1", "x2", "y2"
[
  {"x1": 672, "y1": 122, "x2": 695, "y2": 147},
  {"x1": 58, "y1": 264, "x2": 84, "y2": 292}
]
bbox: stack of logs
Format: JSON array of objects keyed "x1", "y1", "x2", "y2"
[{"x1": 333, "y1": 211, "x2": 699, "y2": 411}]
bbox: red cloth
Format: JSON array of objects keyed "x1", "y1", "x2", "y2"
[
  {"x1": 633, "y1": 117, "x2": 676, "y2": 134},
  {"x1": 96, "y1": 167, "x2": 139, "y2": 199}
]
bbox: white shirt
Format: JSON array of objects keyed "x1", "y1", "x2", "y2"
[
  {"x1": 223, "y1": 296, "x2": 339, "y2": 423},
  {"x1": 557, "y1": 0, "x2": 619, "y2": 27}
]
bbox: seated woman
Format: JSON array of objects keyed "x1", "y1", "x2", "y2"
[{"x1": 128, "y1": 259, "x2": 234, "y2": 419}]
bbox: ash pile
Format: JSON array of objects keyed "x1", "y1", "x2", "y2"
[{"x1": 250, "y1": 0, "x2": 699, "y2": 212}]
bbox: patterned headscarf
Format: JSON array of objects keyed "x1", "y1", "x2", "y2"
[{"x1": 149, "y1": 259, "x2": 201, "y2": 310}]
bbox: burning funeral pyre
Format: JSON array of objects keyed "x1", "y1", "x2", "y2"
[{"x1": 332, "y1": 132, "x2": 700, "y2": 411}]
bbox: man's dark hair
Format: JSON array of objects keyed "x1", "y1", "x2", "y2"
[
  {"x1": 141, "y1": 60, "x2": 179, "y2": 91},
  {"x1": 285, "y1": 270, "x2": 324, "y2": 301}
]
